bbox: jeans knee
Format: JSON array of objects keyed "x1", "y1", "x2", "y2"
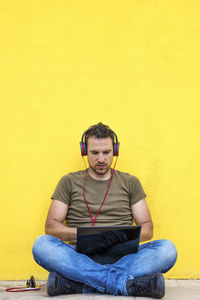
[
  {"x1": 32, "y1": 235, "x2": 60, "y2": 271},
  {"x1": 160, "y1": 239, "x2": 177, "y2": 271},
  {"x1": 32, "y1": 235, "x2": 55, "y2": 259},
  {"x1": 163, "y1": 239, "x2": 177, "y2": 260},
  {"x1": 32, "y1": 235, "x2": 45, "y2": 257}
]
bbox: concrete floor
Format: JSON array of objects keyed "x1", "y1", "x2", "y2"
[{"x1": 0, "y1": 280, "x2": 200, "y2": 300}]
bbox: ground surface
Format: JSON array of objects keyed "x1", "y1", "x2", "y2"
[{"x1": 0, "y1": 280, "x2": 200, "y2": 300}]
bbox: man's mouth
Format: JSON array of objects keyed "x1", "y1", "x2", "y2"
[{"x1": 96, "y1": 164, "x2": 106, "y2": 168}]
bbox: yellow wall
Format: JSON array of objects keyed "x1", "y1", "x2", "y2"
[{"x1": 0, "y1": 0, "x2": 200, "y2": 279}]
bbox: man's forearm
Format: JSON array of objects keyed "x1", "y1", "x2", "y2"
[
  {"x1": 45, "y1": 219, "x2": 77, "y2": 241},
  {"x1": 139, "y1": 221, "x2": 153, "y2": 243}
]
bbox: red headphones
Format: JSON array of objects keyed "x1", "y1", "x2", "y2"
[{"x1": 80, "y1": 130, "x2": 120, "y2": 156}]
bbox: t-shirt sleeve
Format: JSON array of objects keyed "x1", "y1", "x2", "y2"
[
  {"x1": 51, "y1": 175, "x2": 71, "y2": 205},
  {"x1": 129, "y1": 176, "x2": 147, "y2": 206}
]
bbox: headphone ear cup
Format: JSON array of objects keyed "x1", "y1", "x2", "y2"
[
  {"x1": 80, "y1": 142, "x2": 87, "y2": 156},
  {"x1": 113, "y1": 143, "x2": 120, "y2": 156}
]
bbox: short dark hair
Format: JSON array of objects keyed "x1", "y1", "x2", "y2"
[{"x1": 84, "y1": 122, "x2": 115, "y2": 146}]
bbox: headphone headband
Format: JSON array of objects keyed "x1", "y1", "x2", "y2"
[{"x1": 80, "y1": 129, "x2": 120, "y2": 156}]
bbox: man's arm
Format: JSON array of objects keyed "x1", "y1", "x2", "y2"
[
  {"x1": 131, "y1": 199, "x2": 153, "y2": 242},
  {"x1": 45, "y1": 200, "x2": 77, "y2": 241}
]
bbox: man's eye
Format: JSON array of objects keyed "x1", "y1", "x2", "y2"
[
  {"x1": 92, "y1": 152, "x2": 98, "y2": 155},
  {"x1": 104, "y1": 151, "x2": 110, "y2": 154}
]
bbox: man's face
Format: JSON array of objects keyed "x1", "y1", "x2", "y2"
[{"x1": 87, "y1": 136, "x2": 113, "y2": 178}]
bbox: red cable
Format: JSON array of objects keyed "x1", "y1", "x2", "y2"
[
  {"x1": 5, "y1": 284, "x2": 46, "y2": 292},
  {"x1": 83, "y1": 157, "x2": 118, "y2": 226},
  {"x1": 6, "y1": 287, "x2": 39, "y2": 292}
]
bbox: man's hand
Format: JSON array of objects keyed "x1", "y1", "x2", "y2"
[
  {"x1": 45, "y1": 200, "x2": 77, "y2": 241},
  {"x1": 131, "y1": 199, "x2": 153, "y2": 242}
]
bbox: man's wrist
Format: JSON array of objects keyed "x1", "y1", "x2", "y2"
[{"x1": 67, "y1": 227, "x2": 77, "y2": 240}]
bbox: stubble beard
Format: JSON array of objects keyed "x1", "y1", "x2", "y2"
[{"x1": 89, "y1": 163, "x2": 111, "y2": 177}]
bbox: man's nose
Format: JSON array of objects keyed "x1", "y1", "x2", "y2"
[{"x1": 98, "y1": 153, "x2": 104, "y2": 162}]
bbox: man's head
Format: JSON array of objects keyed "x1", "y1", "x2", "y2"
[
  {"x1": 80, "y1": 123, "x2": 119, "y2": 179},
  {"x1": 80, "y1": 122, "x2": 119, "y2": 157},
  {"x1": 85, "y1": 122, "x2": 114, "y2": 147}
]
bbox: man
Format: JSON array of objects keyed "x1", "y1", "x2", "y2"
[{"x1": 32, "y1": 122, "x2": 177, "y2": 298}]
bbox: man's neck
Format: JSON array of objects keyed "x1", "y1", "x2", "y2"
[{"x1": 88, "y1": 168, "x2": 111, "y2": 181}]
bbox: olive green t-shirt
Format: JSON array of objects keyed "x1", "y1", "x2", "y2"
[{"x1": 51, "y1": 170, "x2": 146, "y2": 227}]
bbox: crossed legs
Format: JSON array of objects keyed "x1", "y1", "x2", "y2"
[{"x1": 32, "y1": 235, "x2": 177, "y2": 295}]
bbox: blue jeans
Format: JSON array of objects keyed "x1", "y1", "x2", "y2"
[{"x1": 32, "y1": 235, "x2": 177, "y2": 296}]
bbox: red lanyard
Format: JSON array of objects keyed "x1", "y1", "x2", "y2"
[{"x1": 83, "y1": 158, "x2": 118, "y2": 226}]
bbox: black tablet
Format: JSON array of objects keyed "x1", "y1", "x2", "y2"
[{"x1": 77, "y1": 225, "x2": 141, "y2": 255}]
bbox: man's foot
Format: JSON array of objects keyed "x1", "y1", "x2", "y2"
[
  {"x1": 47, "y1": 271, "x2": 83, "y2": 296},
  {"x1": 126, "y1": 273, "x2": 165, "y2": 299}
]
